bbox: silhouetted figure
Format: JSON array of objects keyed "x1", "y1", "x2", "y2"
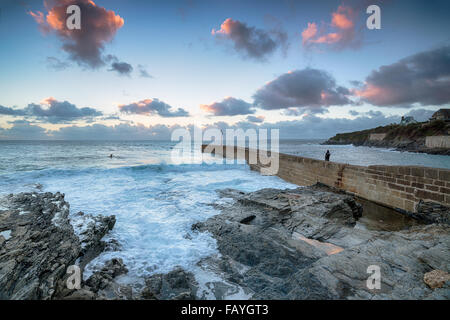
[
  {"x1": 109, "y1": 154, "x2": 113, "y2": 158},
  {"x1": 325, "y1": 150, "x2": 331, "y2": 161}
]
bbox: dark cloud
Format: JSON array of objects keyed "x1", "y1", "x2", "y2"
[
  {"x1": 0, "y1": 122, "x2": 183, "y2": 140},
  {"x1": 46, "y1": 56, "x2": 70, "y2": 70},
  {"x1": 119, "y1": 99, "x2": 190, "y2": 117},
  {"x1": 0, "y1": 105, "x2": 27, "y2": 116},
  {"x1": 0, "y1": 98, "x2": 102, "y2": 123},
  {"x1": 204, "y1": 111, "x2": 401, "y2": 139},
  {"x1": 246, "y1": 115, "x2": 265, "y2": 123},
  {"x1": 101, "y1": 114, "x2": 121, "y2": 121},
  {"x1": 404, "y1": 108, "x2": 437, "y2": 122},
  {"x1": 29, "y1": 0, "x2": 124, "y2": 68},
  {"x1": 0, "y1": 110, "x2": 405, "y2": 140},
  {"x1": 348, "y1": 109, "x2": 435, "y2": 122},
  {"x1": 365, "y1": 110, "x2": 383, "y2": 117},
  {"x1": 103, "y1": 54, "x2": 133, "y2": 76},
  {"x1": 0, "y1": 121, "x2": 49, "y2": 140},
  {"x1": 200, "y1": 97, "x2": 255, "y2": 116},
  {"x1": 253, "y1": 68, "x2": 353, "y2": 112},
  {"x1": 27, "y1": 97, "x2": 102, "y2": 123},
  {"x1": 212, "y1": 18, "x2": 288, "y2": 61},
  {"x1": 355, "y1": 45, "x2": 450, "y2": 107},
  {"x1": 266, "y1": 114, "x2": 399, "y2": 139},
  {"x1": 51, "y1": 123, "x2": 179, "y2": 140},
  {"x1": 109, "y1": 61, "x2": 133, "y2": 76},
  {"x1": 282, "y1": 107, "x2": 328, "y2": 116}
]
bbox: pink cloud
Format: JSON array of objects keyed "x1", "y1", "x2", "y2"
[
  {"x1": 331, "y1": 7, "x2": 354, "y2": 29},
  {"x1": 301, "y1": 22, "x2": 317, "y2": 45},
  {"x1": 302, "y1": 5, "x2": 361, "y2": 50},
  {"x1": 29, "y1": 0, "x2": 124, "y2": 68},
  {"x1": 211, "y1": 18, "x2": 235, "y2": 36},
  {"x1": 28, "y1": 10, "x2": 51, "y2": 33}
]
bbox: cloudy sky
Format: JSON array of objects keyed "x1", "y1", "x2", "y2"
[{"x1": 0, "y1": 0, "x2": 449, "y2": 140}]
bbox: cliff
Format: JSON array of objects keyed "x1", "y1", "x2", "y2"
[
  {"x1": 323, "y1": 120, "x2": 450, "y2": 155},
  {"x1": 0, "y1": 192, "x2": 121, "y2": 299}
]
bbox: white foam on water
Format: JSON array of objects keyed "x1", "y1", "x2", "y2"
[
  {"x1": 24, "y1": 160, "x2": 297, "y2": 281},
  {"x1": 191, "y1": 264, "x2": 254, "y2": 300}
]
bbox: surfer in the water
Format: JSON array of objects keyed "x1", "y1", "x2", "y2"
[{"x1": 109, "y1": 154, "x2": 113, "y2": 158}]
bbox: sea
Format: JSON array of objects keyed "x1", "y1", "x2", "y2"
[{"x1": 0, "y1": 140, "x2": 448, "y2": 295}]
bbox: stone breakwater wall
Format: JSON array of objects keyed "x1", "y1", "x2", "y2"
[
  {"x1": 202, "y1": 145, "x2": 450, "y2": 213},
  {"x1": 426, "y1": 136, "x2": 450, "y2": 149}
]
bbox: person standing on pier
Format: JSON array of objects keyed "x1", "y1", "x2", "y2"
[{"x1": 325, "y1": 150, "x2": 331, "y2": 161}]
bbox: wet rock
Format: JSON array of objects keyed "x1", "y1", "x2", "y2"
[
  {"x1": 72, "y1": 211, "x2": 117, "y2": 269},
  {"x1": 57, "y1": 258, "x2": 130, "y2": 300},
  {"x1": 0, "y1": 192, "x2": 117, "y2": 300},
  {"x1": 0, "y1": 192, "x2": 80, "y2": 300},
  {"x1": 141, "y1": 267, "x2": 197, "y2": 300},
  {"x1": 85, "y1": 258, "x2": 128, "y2": 293},
  {"x1": 63, "y1": 289, "x2": 96, "y2": 300},
  {"x1": 416, "y1": 200, "x2": 450, "y2": 225},
  {"x1": 192, "y1": 185, "x2": 450, "y2": 300}
]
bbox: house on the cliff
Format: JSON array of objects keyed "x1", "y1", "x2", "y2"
[
  {"x1": 430, "y1": 109, "x2": 450, "y2": 122},
  {"x1": 400, "y1": 116, "x2": 417, "y2": 125}
]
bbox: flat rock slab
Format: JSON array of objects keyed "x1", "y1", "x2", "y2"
[{"x1": 192, "y1": 184, "x2": 450, "y2": 299}]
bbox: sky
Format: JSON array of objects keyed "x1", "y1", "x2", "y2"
[{"x1": 0, "y1": 0, "x2": 449, "y2": 140}]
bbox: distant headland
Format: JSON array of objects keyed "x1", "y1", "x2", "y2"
[{"x1": 324, "y1": 109, "x2": 450, "y2": 155}]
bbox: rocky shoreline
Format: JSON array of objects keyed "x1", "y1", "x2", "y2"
[
  {"x1": 322, "y1": 120, "x2": 450, "y2": 156},
  {"x1": 323, "y1": 139, "x2": 450, "y2": 156},
  {"x1": 1, "y1": 186, "x2": 449, "y2": 300},
  {"x1": 0, "y1": 192, "x2": 121, "y2": 299},
  {"x1": 190, "y1": 185, "x2": 449, "y2": 299}
]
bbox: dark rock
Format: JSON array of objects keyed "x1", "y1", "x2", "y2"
[
  {"x1": 191, "y1": 186, "x2": 450, "y2": 300},
  {"x1": 85, "y1": 258, "x2": 128, "y2": 293},
  {"x1": 0, "y1": 192, "x2": 80, "y2": 300},
  {"x1": 72, "y1": 212, "x2": 117, "y2": 269},
  {"x1": 240, "y1": 215, "x2": 256, "y2": 224},
  {"x1": 416, "y1": 200, "x2": 450, "y2": 225},
  {"x1": 62, "y1": 289, "x2": 96, "y2": 300},
  {"x1": 141, "y1": 267, "x2": 197, "y2": 300},
  {"x1": 0, "y1": 192, "x2": 118, "y2": 300}
]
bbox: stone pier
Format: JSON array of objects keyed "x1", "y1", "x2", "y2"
[{"x1": 202, "y1": 145, "x2": 450, "y2": 213}]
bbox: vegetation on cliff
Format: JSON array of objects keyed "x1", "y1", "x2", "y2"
[{"x1": 324, "y1": 120, "x2": 449, "y2": 154}]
